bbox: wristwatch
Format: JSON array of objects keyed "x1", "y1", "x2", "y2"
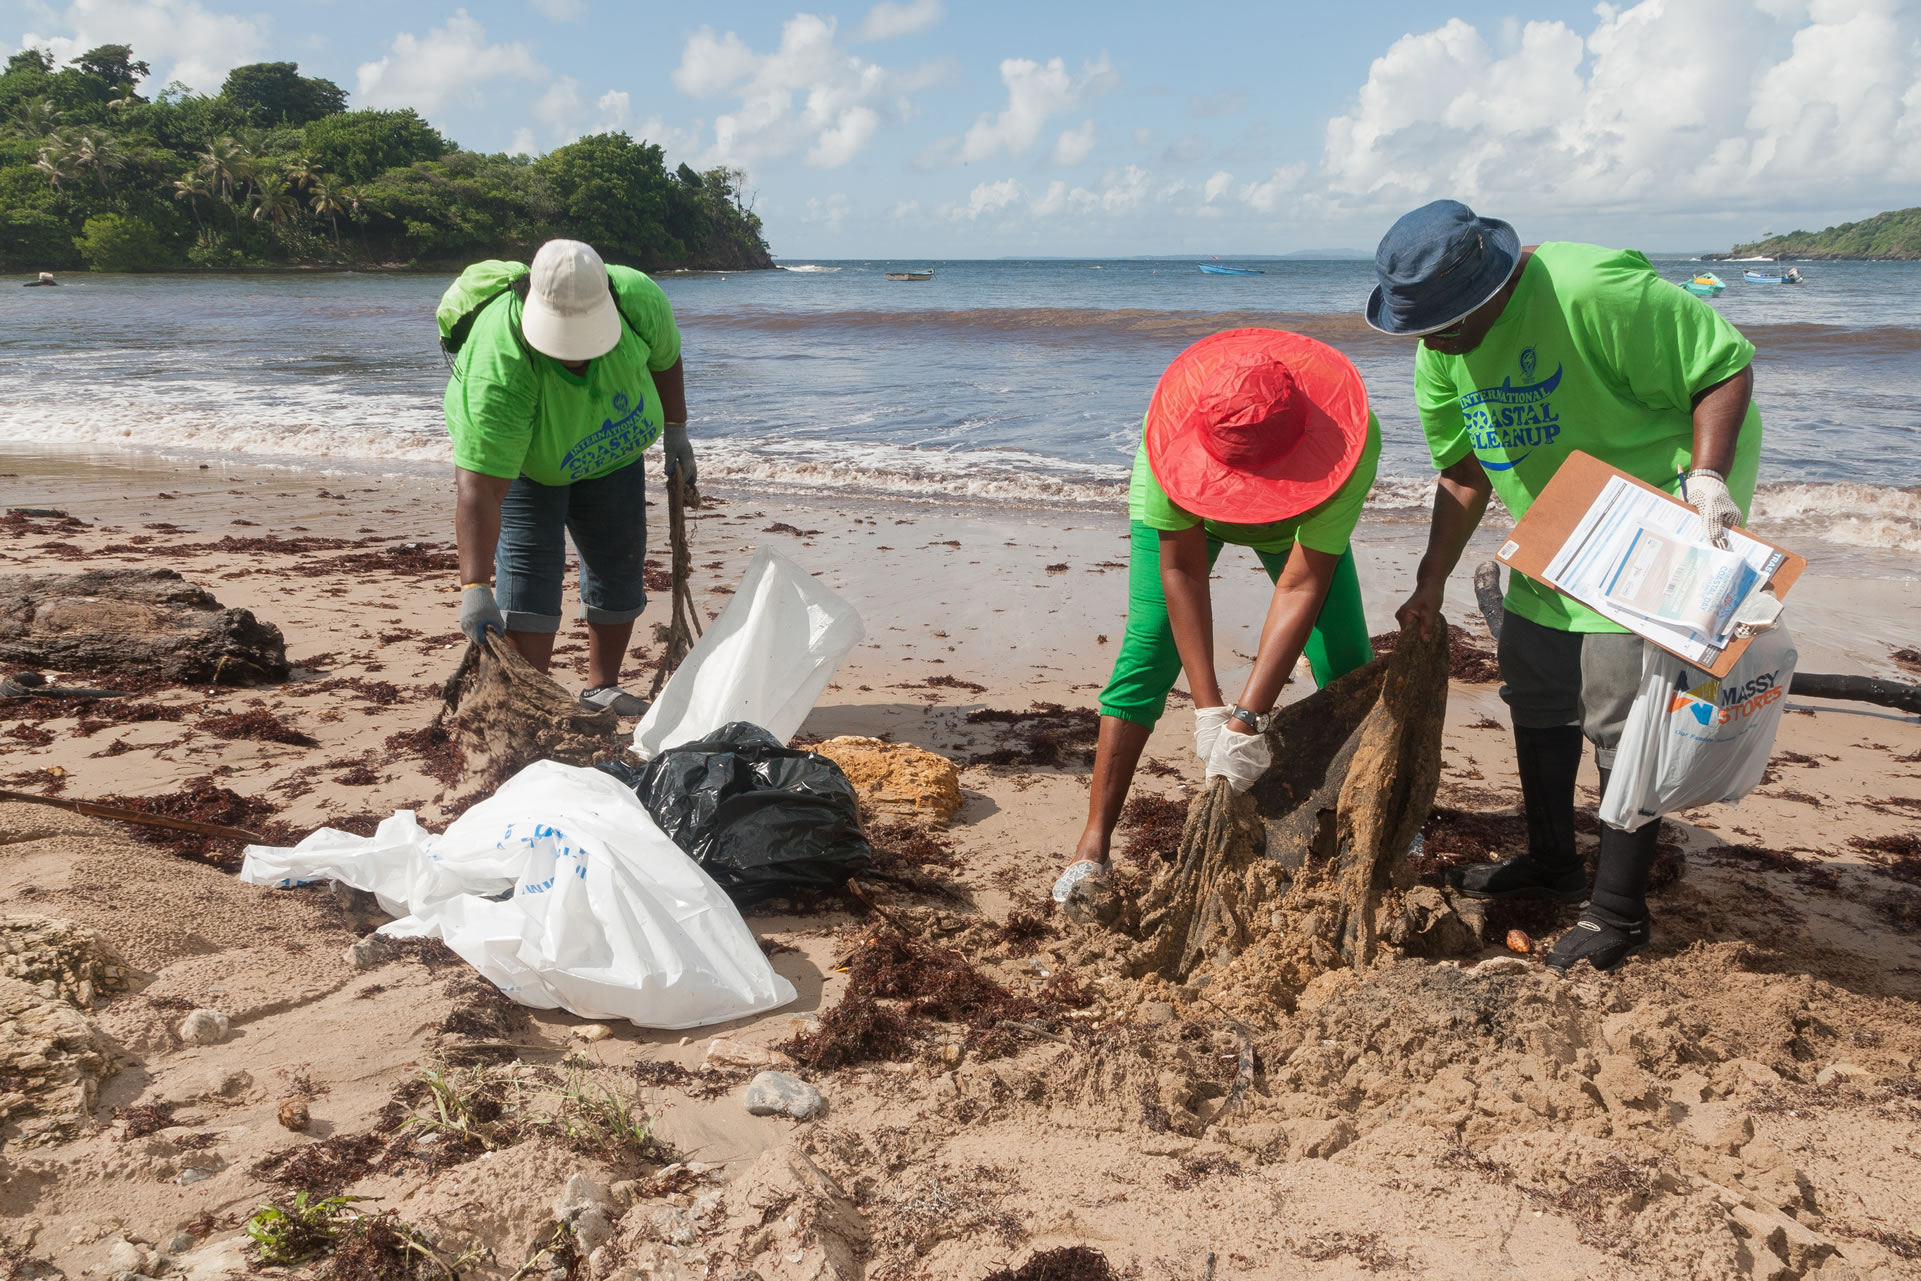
[{"x1": 1227, "y1": 704, "x2": 1263, "y2": 732}]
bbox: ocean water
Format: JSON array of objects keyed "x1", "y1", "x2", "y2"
[{"x1": 2, "y1": 256, "x2": 1917, "y2": 551}]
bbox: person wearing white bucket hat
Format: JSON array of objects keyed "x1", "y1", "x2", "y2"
[{"x1": 443, "y1": 238, "x2": 693, "y2": 717}]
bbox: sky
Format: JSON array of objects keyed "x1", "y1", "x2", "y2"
[{"x1": 9, "y1": 0, "x2": 1921, "y2": 257}]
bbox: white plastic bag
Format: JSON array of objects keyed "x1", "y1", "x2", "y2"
[
  {"x1": 634, "y1": 546, "x2": 864, "y2": 760},
  {"x1": 240, "y1": 762, "x2": 797, "y2": 1028},
  {"x1": 1600, "y1": 625, "x2": 1798, "y2": 831}
]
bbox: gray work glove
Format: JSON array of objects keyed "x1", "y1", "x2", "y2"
[
  {"x1": 1206, "y1": 725, "x2": 1272, "y2": 794},
  {"x1": 1687, "y1": 468, "x2": 1742, "y2": 548},
  {"x1": 662, "y1": 421, "x2": 696, "y2": 487},
  {"x1": 460, "y1": 583, "x2": 506, "y2": 644}
]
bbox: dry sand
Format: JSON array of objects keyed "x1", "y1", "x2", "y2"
[{"x1": 3, "y1": 447, "x2": 1919, "y2": 1281}]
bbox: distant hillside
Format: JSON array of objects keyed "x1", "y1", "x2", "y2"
[{"x1": 1721, "y1": 207, "x2": 1921, "y2": 261}]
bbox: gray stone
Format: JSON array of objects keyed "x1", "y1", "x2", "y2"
[
  {"x1": 343, "y1": 933, "x2": 391, "y2": 971},
  {"x1": 165, "y1": 1234, "x2": 196, "y2": 1255},
  {"x1": 105, "y1": 1241, "x2": 146, "y2": 1276},
  {"x1": 743, "y1": 1070, "x2": 826, "y2": 1121},
  {"x1": 1138, "y1": 1001, "x2": 1177, "y2": 1025},
  {"x1": 177, "y1": 1009, "x2": 229, "y2": 1046},
  {"x1": 552, "y1": 1172, "x2": 617, "y2": 1256},
  {"x1": 645, "y1": 1207, "x2": 699, "y2": 1246}
]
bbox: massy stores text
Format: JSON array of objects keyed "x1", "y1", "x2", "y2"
[{"x1": 1669, "y1": 668, "x2": 1787, "y2": 728}]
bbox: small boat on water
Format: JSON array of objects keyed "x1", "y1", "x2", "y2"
[
  {"x1": 885, "y1": 270, "x2": 934, "y2": 281},
  {"x1": 1199, "y1": 263, "x2": 1263, "y2": 275},
  {"x1": 1743, "y1": 267, "x2": 1803, "y2": 285},
  {"x1": 1682, "y1": 272, "x2": 1726, "y2": 296}
]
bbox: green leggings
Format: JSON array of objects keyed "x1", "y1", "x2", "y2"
[{"x1": 1097, "y1": 521, "x2": 1372, "y2": 729}]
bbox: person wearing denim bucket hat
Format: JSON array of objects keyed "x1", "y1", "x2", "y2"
[
  {"x1": 443, "y1": 239, "x2": 696, "y2": 717},
  {"x1": 1055, "y1": 329, "x2": 1381, "y2": 904},
  {"x1": 1368, "y1": 200, "x2": 1765, "y2": 975}
]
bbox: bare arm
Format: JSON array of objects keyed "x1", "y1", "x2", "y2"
[
  {"x1": 653, "y1": 357, "x2": 687, "y2": 423},
  {"x1": 1396, "y1": 453, "x2": 1494, "y2": 640},
  {"x1": 1159, "y1": 525, "x2": 1221, "y2": 709},
  {"x1": 1689, "y1": 364, "x2": 1751, "y2": 476},
  {"x1": 455, "y1": 467, "x2": 512, "y2": 585},
  {"x1": 1230, "y1": 542, "x2": 1342, "y2": 721}
]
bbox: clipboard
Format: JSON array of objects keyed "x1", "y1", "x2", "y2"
[{"x1": 1494, "y1": 450, "x2": 1805, "y2": 679}]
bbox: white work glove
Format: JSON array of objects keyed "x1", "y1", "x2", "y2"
[
  {"x1": 1687, "y1": 468, "x2": 1741, "y2": 548},
  {"x1": 1206, "y1": 725, "x2": 1272, "y2": 794},
  {"x1": 459, "y1": 583, "x2": 506, "y2": 644},
  {"x1": 662, "y1": 421, "x2": 697, "y2": 488},
  {"x1": 1193, "y1": 706, "x2": 1230, "y2": 765}
]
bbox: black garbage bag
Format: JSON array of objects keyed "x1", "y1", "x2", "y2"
[{"x1": 599, "y1": 721, "x2": 871, "y2": 905}]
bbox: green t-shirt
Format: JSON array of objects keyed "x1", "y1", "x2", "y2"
[
  {"x1": 1127, "y1": 411, "x2": 1382, "y2": 554},
  {"x1": 443, "y1": 265, "x2": 683, "y2": 486},
  {"x1": 1415, "y1": 242, "x2": 1763, "y2": 633}
]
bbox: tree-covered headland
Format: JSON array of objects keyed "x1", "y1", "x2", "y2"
[
  {"x1": 0, "y1": 44, "x2": 774, "y2": 273},
  {"x1": 1725, "y1": 207, "x2": 1921, "y2": 261}
]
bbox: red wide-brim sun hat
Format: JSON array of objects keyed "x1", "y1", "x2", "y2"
[{"x1": 1144, "y1": 329, "x2": 1370, "y2": 525}]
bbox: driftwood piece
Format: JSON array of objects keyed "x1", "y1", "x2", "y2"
[
  {"x1": 0, "y1": 788, "x2": 266, "y2": 842},
  {"x1": 0, "y1": 568, "x2": 288, "y2": 686},
  {"x1": 1789, "y1": 673, "x2": 1921, "y2": 716},
  {"x1": 0, "y1": 673, "x2": 129, "y2": 700},
  {"x1": 647, "y1": 472, "x2": 705, "y2": 700}
]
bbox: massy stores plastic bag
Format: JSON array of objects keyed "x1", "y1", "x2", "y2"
[
  {"x1": 634, "y1": 546, "x2": 865, "y2": 760},
  {"x1": 1599, "y1": 625, "x2": 1799, "y2": 832},
  {"x1": 240, "y1": 761, "x2": 797, "y2": 1028}
]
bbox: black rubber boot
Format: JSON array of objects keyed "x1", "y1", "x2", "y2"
[
  {"x1": 1450, "y1": 725, "x2": 1588, "y2": 902},
  {"x1": 1588, "y1": 816, "x2": 1663, "y2": 922},
  {"x1": 1546, "y1": 903, "x2": 1651, "y2": 974}
]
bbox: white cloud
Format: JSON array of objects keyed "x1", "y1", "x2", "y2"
[
  {"x1": 357, "y1": 10, "x2": 544, "y2": 113},
  {"x1": 1321, "y1": 1, "x2": 1921, "y2": 217},
  {"x1": 892, "y1": 198, "x2": 920, "y2": 217},
  {"x1": 806, "y1": 192, "x2": 853, "y2": 229},
  {"x1": 1029, "y1": 165, "x2": 1156, "y2": 217},
  {"x1": 1240, "y1": 164, "x2": 1304, "y2": 212},
  {"x1": 20, "y1": 0, "x2": 265, "y2": 96},
  {"x1": 960, "y1": 54, "x2": 1116, "y2": 164},
  {"x1": 509, "y1": 127, "x2": 538, "y2": 157},
  {"x1": 952, "y1": 177, "x2": 1021, "y2": 220},
  {"x1": 528, "y1": 0, "x2": 584, "y2": 20},
  {"x1": 855, "y1": 0, "x2": 941, "y2": 41},
  {"x1": 596, "y1": 89, "x2": 630, "y2": 130},
  {"x1": 1052, "y1": 118, "x2": 1096, "y2": 166},
  {"x1": 532, "y1": 76, "x2": 582, "y2": 131},
  {"x1": 672, "y1": 14, "x2": 928, "y2": 170},
  {"x1": 1202, "y1": 170, "x2": 1233, "y2": 202}
]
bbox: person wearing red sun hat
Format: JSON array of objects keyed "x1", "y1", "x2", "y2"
[{"x1": 1056, "y1": 329, "x2": 1382, "y2": 904}]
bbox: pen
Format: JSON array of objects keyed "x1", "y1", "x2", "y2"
[{"x1": 1677, "y1": 467, "x2": 1690, "y2": 503}]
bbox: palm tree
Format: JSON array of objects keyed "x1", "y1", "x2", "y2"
[
  {"x1": 308, "y1": 180, "x2": 345, "y2": 247},
  {"x1": 173, "y1": 174, "x2": 211, "y2": 231},
  {"x1": 284, "y1": 155, "x2": 323, "y2": 192},
  {"x1": 32, "y1": 135, "x2": 72, "y2": 189},
  {"x1": 250, "y1": 174, "x2": 300, "y2": 230},
  {"x1": 5, "y1": 96, "x2": 57, "y2": 139},
  {"x1": 197, "y1": 137, "x2": 255, "y2": 229},
  {"x1": 66, "y1": 131, "x2": 125, "y2": 191}
]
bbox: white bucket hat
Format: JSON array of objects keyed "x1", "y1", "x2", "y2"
[{"x1": 520, "y1": 239, "x2": 622, "y2": 361}]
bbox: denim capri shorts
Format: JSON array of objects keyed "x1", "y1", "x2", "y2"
[{"x1": 494, "y1": 456, "x2": 648, "y2": 634}]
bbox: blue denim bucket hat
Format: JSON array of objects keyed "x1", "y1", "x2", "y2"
[{"x1": 1365, "y1": 200, "x2": 1520, "y2": 336}]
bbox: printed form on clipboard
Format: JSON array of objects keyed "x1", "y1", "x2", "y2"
[{"x1": 1540, "y1": 475, "x2": 1785, "y2": 666}]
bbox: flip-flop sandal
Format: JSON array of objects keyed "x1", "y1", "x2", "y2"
[{"x1": 1052, "y1": 859, "x2": 1109, "y2": 903}]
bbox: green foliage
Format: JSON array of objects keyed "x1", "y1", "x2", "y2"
[
  {"x1": 0, "y1": 38, "x2": 772, "y2": 273},
  {"x1": 303, "y1": 109, "x2": 448, "y2": 185},
  {"x1": 1731, "y1": 207, "x2": 1921, "y2": 261},
  {"x1": 244, "y1": 1191, "x2": 367, "y2": 1266},
  {"x1": 221, "y1": 62, "x2": 348, "y2": 125},
  {"x1": 74, "y1": 212, "x2": 164, "y2": 271}
]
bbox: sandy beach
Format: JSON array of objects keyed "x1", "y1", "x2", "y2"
[{"x1": 4, "y1": 446, "x2": 1920, "y2": 1281}]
